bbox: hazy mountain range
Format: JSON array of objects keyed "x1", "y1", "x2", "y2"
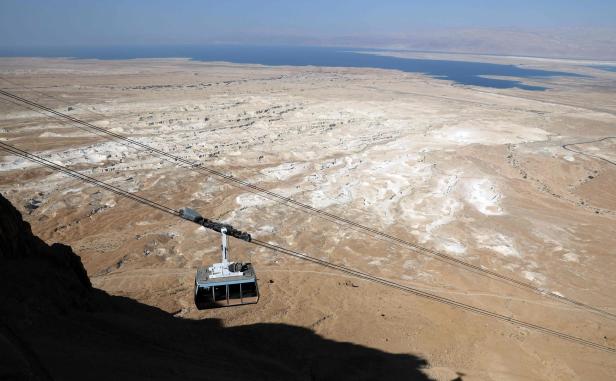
[{"x1": 217, "y1": 27, "x2": 616, "y2": 60}]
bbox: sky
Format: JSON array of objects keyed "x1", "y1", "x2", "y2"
[{"x1": 1, "y1": 1, "x2": 615, "y2": 58}]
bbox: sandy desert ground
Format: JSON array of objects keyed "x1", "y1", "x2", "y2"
[{"x1": 1, "y1": 55, "x2": 616, "y2": 380}]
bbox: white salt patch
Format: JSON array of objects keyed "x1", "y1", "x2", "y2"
[
  {"x1": 440, "y1": 239, "x2": 467, "y2": 255},
  {"x1": 503, "y1": 263, "x2": 520, "y2": 272},
  {"x1": 260, "y1": 162, "x2": 307, "y2": 181},
  {"x1": 310, "y1": 190, "x2": 335, "y2": 209},
  {"x1": 259, "y1": 225, "x2": 275, "y2": 233},
  {"x1": 450, "y1": 129, "x2": 473, "y2": 144},
  {"x1": 0, "y1": 156, "x2": 37, "y2": 170},
  {"x1": 394, "y1": 171, "x2": 464, "y2": 243},
  {"x1": 562, "y1": 252, "x2": 579, "y2": 262},
  {"x1": 425, "y1": 198, "x2": 463, "y2": 233},
  {"x1": 475, "y1": 232, "x2": 520, "y2": 257},
  {"x1": 491, "y1": 245, "x2": 518, "y2": 257},
  {"x1": 85, "y1": 153, "x2": 108, "y2": 163},
  {"x1": 434, "y1": 174, "x2": 459, "y2": 196},
  {"x1": 433, "y1": 121, "x2": 549, "y2": 145},
  {"x1": 39, "y1": 132, "x2": 63, "y2": 138},
  {"x1": 310, "y1": 184, "x2": 354, "y2": 209},
  {"x1": 465, "y1": 179, "x2": 503, "y2": 215},
  {"x1": 236, "y1": 193, "x2": 273, "y2": 208},
  {"x1": 367, "y1": 257, "x2": 386, "y2": 266},
  {"x1": 61, "y1": 187, "x2": 83, "y2": 195},
  {"x1": 403, "y1": 260, "x2": 416, "y2": 270},
  {"x1": 254, "y1": 225, "x2": 275, "y2": 237},
  {"x1": 523, "y1": 271, "x2": 546, "y2": 285},
  {"x1": 145, "y1": 175, "x2": 167, "y2": 189}
]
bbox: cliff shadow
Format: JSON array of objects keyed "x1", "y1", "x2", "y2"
[
  {"x1": 0, "y1": 193, "x2": 446, "y2": 381},
  {"x1": 4, "y1": 288, "x2": 438, "y2": 381}
]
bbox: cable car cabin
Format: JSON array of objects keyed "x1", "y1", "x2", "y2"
[
  {"x1": 194, "y1": 262, "x2": 259, "y2": 309},
  {"x1": 179, "y1": 207, "x2": 259, "y2": 309}
]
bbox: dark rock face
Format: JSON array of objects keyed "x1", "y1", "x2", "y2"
[
  {"x1": 0, "y1": 193, "x2": 90, "y2": 288},
  {"x1": 0, "y1": 193, "x2": 434, "y2": 381},
  {"x1": 0, "y1": 192, "x2": 42, "y2": 260},
  {"x1": 0, "y1": 194, "x2": 92, "y2": 321}
]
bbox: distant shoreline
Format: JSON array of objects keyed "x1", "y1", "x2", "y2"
[{"x1": 0, "y1": 45, "x2": 588, "y2": 91}]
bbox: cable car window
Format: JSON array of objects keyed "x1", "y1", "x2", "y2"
[
  {"x1": 229, "y1": 284, "x2": 241, "y2": 299},
  {"x1": 242, "y1": 282, "x2": 258, "y2": 298},
  {"x1": 214, "y1": 285, "x2": 227, "y2": 302},
  {"x1": 199, "y1": 287, "x2": 214, "y2": 303},
  {"x1": 228, "y1": 283, "x2": 242, "y2": 305}
]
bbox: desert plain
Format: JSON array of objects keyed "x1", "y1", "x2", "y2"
[{"x1": 1, "y1": 54, "x2": 616, "y2": 380}]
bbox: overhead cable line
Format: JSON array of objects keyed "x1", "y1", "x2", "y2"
[
  {"x1": 563, "y1": 137, "x2": 616, "y2": 167},
  {"x1": 1, "y1": 86, "x2": 615, "y2": 322},
  {"x1": 0, "y1": 142, "x2": 179, "y2": 217},
  {"x1": 1, "y1": 140, "x2": 614, "y2": 354}
]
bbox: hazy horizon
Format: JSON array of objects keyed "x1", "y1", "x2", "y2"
[{"x1": 1, "y1": 1, "x2": 616, "y2": 60}]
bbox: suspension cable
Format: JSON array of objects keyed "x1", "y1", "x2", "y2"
[
  {"x1": 1, "y1": 141, "x2": 614, "y2": 354},
  {"x1": 1, "y1": 86, "x2": 615, "y2": 322}
]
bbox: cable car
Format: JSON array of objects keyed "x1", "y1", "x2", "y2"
[{"x1": 180, "y1": 208, "x2": 259, "y2": 309}]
